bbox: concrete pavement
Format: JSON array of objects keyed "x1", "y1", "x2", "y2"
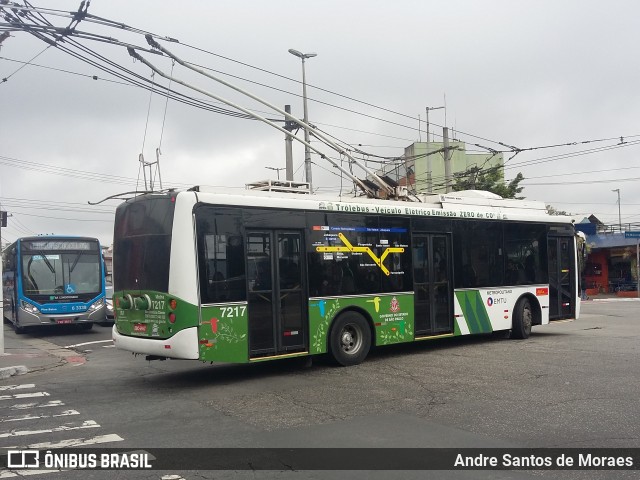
[
  {"x1": 1, "y1": 294, "x2": 636, "y2": 379},
  {"x1": 0, "y1": 322, "x2": 88, "y2": 379}
]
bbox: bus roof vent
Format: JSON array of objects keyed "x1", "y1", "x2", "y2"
[{"x1": 245, "y1": 179, "x2": 311, "y2": 194}]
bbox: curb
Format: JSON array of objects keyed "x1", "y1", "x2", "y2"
[
  {"x1": 590, "y1": 297, "x2": 640, "y2": 302},
  {"x1": 0, "y1": 365, "x2": 29, "y2": 379},
  {"x1": 0, "y1": 336, "x2": 85, "y2": 379}
]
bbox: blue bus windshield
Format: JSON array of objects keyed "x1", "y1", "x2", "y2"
[{"x1": 21, "y1": 244, "x2": 102, "y2": 299}]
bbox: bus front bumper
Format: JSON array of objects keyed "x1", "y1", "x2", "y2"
[{"x1": 17, "y1": 306, "x2": 105, "y2": 327}]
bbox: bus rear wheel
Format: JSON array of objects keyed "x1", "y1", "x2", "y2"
[
  {"x1": 511, "y1": 297, "x2": 532, "y2": 339},
  {"x1": 329, "y1": 312, "x2": 371, "y2": 366}
]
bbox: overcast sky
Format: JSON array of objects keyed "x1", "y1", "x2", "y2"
[{"x1": 1, "y1": 0, "x2": 639, "y2": 247}]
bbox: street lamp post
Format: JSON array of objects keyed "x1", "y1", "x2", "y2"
[
  {"x1": 612, "y1": 188, "x2": 622, "y2": 232},
  {"x1": 288, "y1": 48, "x2": 317, "y2": 191}
]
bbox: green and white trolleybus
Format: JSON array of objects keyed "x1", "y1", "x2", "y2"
[{"x1": 111, "y1": 187, "x2": 582, "y2": 366}]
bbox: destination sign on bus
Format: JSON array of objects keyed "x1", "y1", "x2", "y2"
[{"x1": 23, "y1": 240, "x2": 95, "y2": 251}]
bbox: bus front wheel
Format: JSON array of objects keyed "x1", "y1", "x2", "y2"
[
  {"x1": 511, "y1": 297, "x2": 532, "y2": 339},
  {"x1": 329, "y1": 312, "x2": 371, "y2": 366},
  {"x1": 13, "y1": 319, "x2": 27, "y2": 335}
]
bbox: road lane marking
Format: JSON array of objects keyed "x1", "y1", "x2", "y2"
[
  {"x1": 0, "y1": 384, "x2": 35, "y2": 392},
  {"x1": 9, "y1": 400, "x2": 64, "y2": 410},
  {"x1": 0, "y1": 469, "x2": 63, "y2": 478},
  {"x1": 64, "y1": 340, "x2": 113, "y2": 349},
  {"x1": 0, "y1": 420, "x2": 99, "y2": 438},
  {"x1": 0, "y1": 392, "x2": 50, "y2": 401},
  {"x1": 1, "y1": 410, "x2": 80, "y2": 423},
  {"x1": 7, "y1": 433, "x2": 124, "y2": 449}
]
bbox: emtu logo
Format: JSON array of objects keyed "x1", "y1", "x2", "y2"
[{"x1": 487, "y1": 297, "x2": 494, "y2": 307}]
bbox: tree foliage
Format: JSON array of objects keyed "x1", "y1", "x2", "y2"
[
  {"x1": 452, "y1": 166, "x2": 525, "y2": 199},
  {"x1": 545, "y1": 204, "x2": 571, "y2": 216}
]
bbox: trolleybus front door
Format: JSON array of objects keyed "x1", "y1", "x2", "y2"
[
  {"x1": 548, "y1": 236, "x2": 576, "y2": 320},
  {"x1": 412, "y1": 234, "x2": 453, "y2": 336},
  {"x1": 246, "y1": 230, "x2": 306, "y2": 357}
]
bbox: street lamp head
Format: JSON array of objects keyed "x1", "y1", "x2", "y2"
[{"x1": 288, "y1": 48, "x2": 317, "y2": 59}]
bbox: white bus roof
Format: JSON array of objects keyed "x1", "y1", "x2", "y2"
[{"x1": 177, "y1": 186, "x2": 573, "y2": 225}]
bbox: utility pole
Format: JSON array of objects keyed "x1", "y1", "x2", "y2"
[
  {"x1": 612, "y1": 189, "x2": 622, "y2": 232},
  {"x1": 0, "y1": 207, "x2": 5, "y2": 354},
  {"x1": 426, "y1": 106, "x2": 445, "y2": 193},
  {"x1": 288, "y1": 49, "x2": 317, "y2": 191},
  {"x1": 284, "y1": 105, "x2": 295, "y2": 181},
  {"x1": 443, "y1": 127, "x2": 452, "y2": 193}
]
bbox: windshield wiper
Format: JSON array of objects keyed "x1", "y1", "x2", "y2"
[
  {"x1": 37, "y1": 251, "x2": 56, "y2": 274},
  {"x1": 69, "y1": 252, "x2": 84, "y2": 273}
]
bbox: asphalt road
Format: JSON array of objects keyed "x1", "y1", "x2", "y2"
[{"x1": 1, "y1": 300, "x2": 638, "y2": 480}]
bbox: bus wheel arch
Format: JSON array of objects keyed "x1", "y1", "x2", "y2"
[
  {"x1": 328, "y1": 308, "x2": 373, "y2": 366},
  {"x1": 511, "y1": 294, "x2": 539, "y2": 339}
]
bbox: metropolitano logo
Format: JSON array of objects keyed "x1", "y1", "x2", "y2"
[{"x1": 7, "y1": 450, "x2": 40, "y2": 468}]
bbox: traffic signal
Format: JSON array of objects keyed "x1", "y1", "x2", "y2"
[{"x1": 1, "y1": 210, "x2": 7, "y2": 227}]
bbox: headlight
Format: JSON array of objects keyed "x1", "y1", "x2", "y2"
[
  {"x1": 88, "y1": 298, "x2": 105, "y2": 312},
  {"x1": 20, "y1": 300, "x2": 40, "y2": 314}
]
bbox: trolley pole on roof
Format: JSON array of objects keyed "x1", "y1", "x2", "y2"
[{"x1": 133, "y1": 39, "x2": 395, "y2": 198}]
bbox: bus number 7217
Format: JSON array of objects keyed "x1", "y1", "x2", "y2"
[{"x1": 220, "y1": 306, "x2": 247, "y2": 318}]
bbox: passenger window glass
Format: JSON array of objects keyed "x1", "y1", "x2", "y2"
[{"x1": 195, "y1": 207, "x2": 246, "y2": 303}]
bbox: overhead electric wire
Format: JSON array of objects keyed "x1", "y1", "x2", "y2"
[
  {"x1": 0, "y1": 55, "x2": 132, "y2": 85},
  {"x1": 523, "y1": 175, "x2": 640, "y2": 186},
  {"x1": 6, "y1": 1, "x2": 640, "y2": 200},
  {"x1": 11, "y1": 211, "x2": 113, "y2": 222},
  {"x1": 7, "y1": 3, "x2": 640, "y2": 166},
  {"x1": 8, "y1": 215, "x2": 35, "y2": 235},
  {"x1": 2, "y1": 8, "x2": 259, "y2": 119},
  {"x1": 0, "y1": 196, "x2": 115, "y2": 214},
  {"x1": 524, "y1": 164, "x2": 640, "y2": 181},
  {"x1": 506, "y1": 140, "x2": 640, "y2": 171},
  {"x1": 0, "y1": 44, "x2": 49, "y2": 82},
  {"x1": 1, "y1": 2, "x2": 510, "y2": 151},
  {"x1": 0, "y1": 154, "x2": 192, "y2": 190}
]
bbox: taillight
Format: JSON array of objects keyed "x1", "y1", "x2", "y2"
[
  {"x1": 169, "y1": 313, "x2": 176, "y2": 323},
  {"x1": 169, "y1": 299, "x2": 177, "y2": 310}
]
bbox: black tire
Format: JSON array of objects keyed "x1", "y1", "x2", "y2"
[
  {"x1": 329, "y1": 311, "x2": 371, "y2": 366},
  {"x1": 14, "y1": 320, "x2": 27, "y2": 335},
  {"x1": 511, "y1": 297, "x2": 533, "y2": 339},
  {"x1": 77, "y1": 323, "x2": 94, "y2": 331}
]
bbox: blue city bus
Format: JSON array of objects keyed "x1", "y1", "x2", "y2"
[{"x1": 2, "y1": 236, "x2": 106, "y2": 333}]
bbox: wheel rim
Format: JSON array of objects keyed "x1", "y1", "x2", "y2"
[
  {"x1": 523, "y1": 303, "x2": 532, "y2": 331},
  {"x1": 340, "y1": 323, "x2": 363, "y2": 355}
]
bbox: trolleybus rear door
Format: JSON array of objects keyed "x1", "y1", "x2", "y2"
[
  {"x1": 548, "y1": 236, "x2": 576, "y2": 320},
  {"x1": 412, "y1": 234, "x2": 453, "y2": 336},
  {"x1": 246, "y1": 230, "x2": 306, "y2": 357}
]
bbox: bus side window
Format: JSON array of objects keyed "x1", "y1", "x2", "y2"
[{"x1": 196, "y1": 207, "x2": 246, "y2": 304}]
